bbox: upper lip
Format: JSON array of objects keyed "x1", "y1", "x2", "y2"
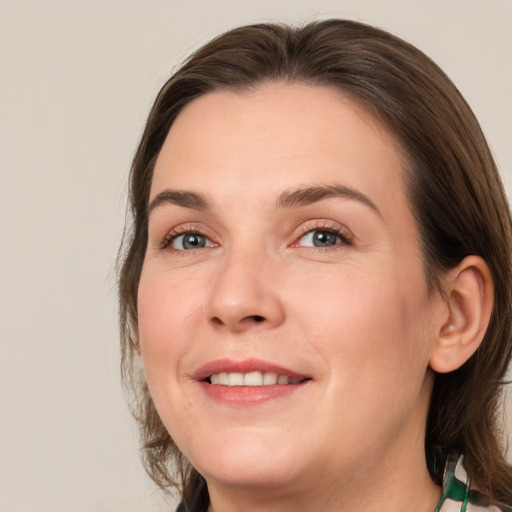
[{"x1": 192, "y1": 358, "x2": 310, "y2": 381}]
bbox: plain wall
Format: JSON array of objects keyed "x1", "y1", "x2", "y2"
[{"x1": 1, "y1": 1, "x2": 511, "y2": 511}]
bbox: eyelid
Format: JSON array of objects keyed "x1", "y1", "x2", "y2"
[
  {"x1": 290, "y1": 220, "x2": 354, "y2": 248},
  {"x1": 155, "y1": 219, "x2": 354, "y2": 252},
  {"x1": 158, "y1": 222, "x2": 218, "y2": 250}
]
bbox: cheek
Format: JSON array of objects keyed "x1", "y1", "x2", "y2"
[
  {"x1": 137, "y1": 268, "x2": 201, "y2": 381},
  {"x1": 136, "y1": 268, "x2": 207, "y2": 435},
  {"x1": 288, "y1": 263, "x2": 433, "y2": 381}
]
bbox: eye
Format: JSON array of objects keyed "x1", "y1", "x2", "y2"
[
  {"x1": 171, "y1": 232, "x2": 214, "y2": 250},
  {"x1": 297, "y1": 229, "x2": 345, "y2": 248}
]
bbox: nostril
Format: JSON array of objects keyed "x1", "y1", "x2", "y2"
[{"x1": 210, "y1": 314, "x2": 266, "y2": 328}]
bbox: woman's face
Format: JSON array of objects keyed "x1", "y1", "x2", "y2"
[{"x1": 138, "y1": 83, "x2": 442, "y2": 496}]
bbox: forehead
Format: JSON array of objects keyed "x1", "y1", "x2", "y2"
[{"x1": 151, "y1": 83, "x2": 409, "y2": 218}]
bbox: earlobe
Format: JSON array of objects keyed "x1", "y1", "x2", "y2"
[{"x1": 429, "y1": 256, "x2": 494, "y2": 374}]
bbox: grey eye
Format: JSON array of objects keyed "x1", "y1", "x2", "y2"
[
  {"x1": 172, "y1": 233, "x2": 210, "y2": 250},
  {"x1": 299, "y1": 230, "x2": 341, "y2": 248}
]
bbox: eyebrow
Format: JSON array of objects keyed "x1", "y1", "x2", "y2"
[
  {"x1": 276, "y1": 184, "x2": 381, "y2": 216},
  {"x1": 148, "y1": 183, "x2": 381, "y2": 217},
  {"x1": 148, "y1": 190, "x2": 209, "y2": 215}
]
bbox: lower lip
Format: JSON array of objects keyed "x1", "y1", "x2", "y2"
[{"x1": 199, "y1": 381, "x2": 306, "y2": 405}]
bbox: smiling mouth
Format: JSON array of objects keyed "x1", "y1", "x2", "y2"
[{"x1": 206, "y1": 371, "x2": 309, "y2": 386}]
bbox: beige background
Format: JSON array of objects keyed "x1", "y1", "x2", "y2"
[{"x1": 1, "y1": 1, "x2": 511, "y2": 511}]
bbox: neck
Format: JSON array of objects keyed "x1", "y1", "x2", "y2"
[{"x1": 206, "y1": 444, "x2": 441, "y2": 512}]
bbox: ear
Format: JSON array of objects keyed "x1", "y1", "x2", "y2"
[{"x1": 429, "y1": 256, "x2": 494, "y2": 373}]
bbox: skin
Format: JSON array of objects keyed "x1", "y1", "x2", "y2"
[{"x1": 138, "y1": 83, "x2": 446, "y2": 511}]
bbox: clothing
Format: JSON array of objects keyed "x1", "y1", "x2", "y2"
[
  {"x1": 176, "y1": 453, "x2": 512, "y2": 512},
  {"x1": 436, "y1": 453, "x2": 511, "y2": 512}
]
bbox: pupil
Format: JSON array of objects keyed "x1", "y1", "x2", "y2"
[
  {"x1": 313, "y1": 231, "x2": 337, "y2": 247},
  {"x1": 183, "y1": 234, "x2": 205, "y2": 249}
]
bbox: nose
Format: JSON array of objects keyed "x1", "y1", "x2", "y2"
[{"x1": 205, "y1": 250, "x2": 285, "y2": 333}]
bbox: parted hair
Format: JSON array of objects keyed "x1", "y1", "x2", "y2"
[{"x1": 118, "y1": 19, "x2": 512, "y2": 507}]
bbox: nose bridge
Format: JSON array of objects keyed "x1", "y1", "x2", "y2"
[{"x1": 206, "y1": 239, "x2": 284, "y2": 331}]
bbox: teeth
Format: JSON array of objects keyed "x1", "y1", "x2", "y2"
[
  {"x1": 263, "y1": 372, "x2": 278, "y2": 385},
  {"x1": 228, "y1": 373, "x2": 244, "y2": 386},
  {"x1": 208, "y1": 371, "x2": 302, "y2": 386},
  {"x1": 244, "y1": 371, "x2": 263, "y2": 386}
]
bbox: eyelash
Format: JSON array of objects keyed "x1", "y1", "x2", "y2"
[
  {"x1": 159, "y1": 224, "x2": 215, "y2": 251},
  {"x1": 158, "y1": 222, "x2": 354, "y2": 252},
  {"x1": 293, "y1": 223, "x2": 354, "y2": 249}
]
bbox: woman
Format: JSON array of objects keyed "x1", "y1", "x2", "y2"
[{"x1": 118, "y1": 20, "x2": 512, "y2": 511}]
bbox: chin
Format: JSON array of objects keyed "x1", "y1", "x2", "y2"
[
  {"x1": 200, "y1": 460, "x2": 303, "y2": 493},
  {"x1": 182, "y1": 430, "x2": 305, "y2": 489}
]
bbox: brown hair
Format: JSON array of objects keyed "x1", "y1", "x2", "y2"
[{"x1": 118, "y1": 19, "x2": 512, "y2": 506}]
